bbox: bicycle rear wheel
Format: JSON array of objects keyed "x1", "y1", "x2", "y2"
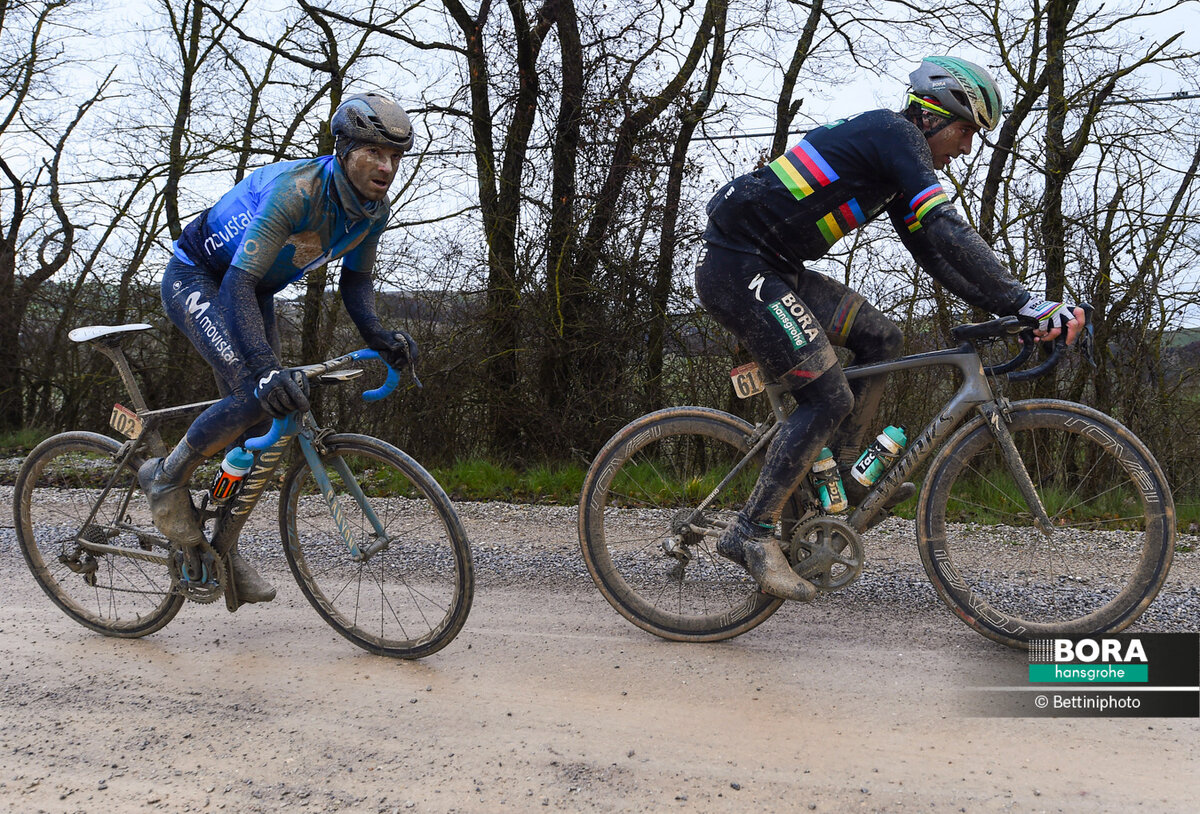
[
  {"x1": 918, "y1": 400, "x2": 1174, "y2": 647},
  {"x1": 279, "y1": 434, "x2": 473, "y2": 658},
  {"x1": 13, "y1": 432, "x2": 183, "y2": 637},
  {"x1": 579, "y1": 407, "x2": 800, "y2": 642}
]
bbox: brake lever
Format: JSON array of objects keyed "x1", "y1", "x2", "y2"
[{"x1": 1077, "y1": 303, "x2": 1097, "y2": 368}]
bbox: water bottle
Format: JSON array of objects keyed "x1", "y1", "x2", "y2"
[
  {"x1": 851, "y1": 426, "x2": 907, "y2": 487},
  {"x1": 210, "y1": 446, "x2": 254, "y2": 504},
  {"x1": 810, "y1": 447, "x2": 848, "y2": 513}
]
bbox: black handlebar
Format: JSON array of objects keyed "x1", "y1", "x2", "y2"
[
  {"x1": 957, "y1": 303, "x2": 1094, "y2": 383},
  {"x1": 1006, "y1": 335, "x2": 1066, "y2": 382}
]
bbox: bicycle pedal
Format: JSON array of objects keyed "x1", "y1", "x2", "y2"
[{"x1": 178, "y1": 577, "x2": 218, "y2": 590}]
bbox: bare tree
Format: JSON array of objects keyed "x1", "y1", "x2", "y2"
[{"x1": 0, "y1": 0, "x2": 101, "y2": 431}]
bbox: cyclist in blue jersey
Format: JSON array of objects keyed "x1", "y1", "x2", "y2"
[
  {"x1": 696, "y1": 57, "x2": 1085, "y2": 601},
  {"x1": 139, "y1": 92, "x2": 419, "y2": 603}
]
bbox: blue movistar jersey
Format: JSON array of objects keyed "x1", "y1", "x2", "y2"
[{"x1": 174, "y1": 154, "x2": 388, "y2": 292}]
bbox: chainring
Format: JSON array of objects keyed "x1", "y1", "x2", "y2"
[
  {"x1": 167, "y1": 539, "x2": 227, "y2": 604},
  {"x1": 788, "y1": 515, "x2": 865, "y2": 591}
]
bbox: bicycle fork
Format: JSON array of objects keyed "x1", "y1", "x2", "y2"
[
  {"x1": 978, "y1": 400, "x2": 1054, "y2": 535},
  {"x1": 296, "y1": 433, "x2": 390, "y2": 562}
]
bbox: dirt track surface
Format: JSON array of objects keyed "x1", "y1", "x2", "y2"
[{"x1": 2, "y1": 501, "x2": 1198, "y2": 814}]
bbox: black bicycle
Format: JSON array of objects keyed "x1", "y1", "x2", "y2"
[
  {"x1": 578, "y1": 314, "x2": 1174, "y2": 648},
  {"x1": 13, "y1": 323, "x2": 473, "y2": 658}
]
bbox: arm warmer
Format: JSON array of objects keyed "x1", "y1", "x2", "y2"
[
  {"x1": 216, "y1": 266, "x2": 281, "y2": 380},
  {"x1": 896, "y1": 207, "x2": 1030, "y2": 316},
  {"x1": 339, "y1": 269, "x2": 386, "y2": 339}
]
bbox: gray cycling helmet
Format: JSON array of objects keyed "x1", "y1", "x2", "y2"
[
  {"x1": 908, "y1": 56, "x2": 1003, "y2": 131},
  {"x1": 331, "y1": 92, "x2": 414, "y2": 153}
]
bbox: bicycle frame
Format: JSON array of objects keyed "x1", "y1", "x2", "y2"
[
  {"x1": 74, "y1": 334, "x2": 397, "y2": 607},
  {"x1": 750, "y1": 341, "x2": 1051, "y2": 534}
]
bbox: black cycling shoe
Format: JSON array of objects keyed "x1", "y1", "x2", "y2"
[
  {"x1": 716, "y1": 515, "x2": 816, "y2": 602},
  {"x1": 842, "y1": 478, "x2": 917, "y2": 531},
  {"x1": 841, "y1": 476, "x2": 916, "y2": 510}
]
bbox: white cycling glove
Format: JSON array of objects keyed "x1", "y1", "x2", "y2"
[{"x1": 1018, "y1": 298, "x2": 1076, "y2": 333}]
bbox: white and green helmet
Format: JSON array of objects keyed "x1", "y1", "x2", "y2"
[{"x1": 908, "y1": 56, "x2": 1003, "y2": 131}]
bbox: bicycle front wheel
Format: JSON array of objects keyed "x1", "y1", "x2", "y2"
[
  {"x1": 918, "y1": 400, "x2": 1174, "y2": 647},
  {"x1": 579, "y1": 407, "x2": 795, "y2": 642},
  {"x1": 280, "y1": 434, "x2": 473, "y2": 658},
  {"x1": 13, "y1": 432, "x2": 183, "y2": 637}
]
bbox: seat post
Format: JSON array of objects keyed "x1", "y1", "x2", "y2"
[
  {"x1": 93, "y1": 340, "x2": 150, "y2": 412},
  {"x1": 92, "y1": 338, "x2": 168, "y2": 458}
]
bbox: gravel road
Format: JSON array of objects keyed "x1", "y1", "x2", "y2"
[{"x1": 2, "y1": 493, "x2": 1198, "y2": 813}]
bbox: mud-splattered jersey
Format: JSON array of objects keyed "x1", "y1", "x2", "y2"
[
  {"x1": 703, "y1": 110, "x2": 952, "y2": 269},
  {"x1": 174, "y1": 155, "x2": 388, "y2": 293}
]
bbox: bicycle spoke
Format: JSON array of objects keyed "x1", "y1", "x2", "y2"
[
  {"x1": 579, "y1": 411, "x2": 786, "y2": 641},
  {"x1": 15, "y1": 434, "x2": 183, "y2": 637},
  {"x1": 282, "y1": 436, "x2": 472, "y2": 658},
  {"x1": 921, "y1": 404, "x2": 1172, "y2": 646}
]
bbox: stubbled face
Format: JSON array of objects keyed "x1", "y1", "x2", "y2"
[
  {"x1": 926, "y1": 120, "x2": 980, "y2": 170},
  {"x1": 345, "y1": 144, "x2": 405, "y2": 202}
]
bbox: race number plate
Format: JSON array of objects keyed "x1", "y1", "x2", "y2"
[
  {"x1": 109, "y1": 403, "x2": 143, "y2": 439},
  {"x1": 730, "y1": 362, "x2": 766, "y2": 399}
]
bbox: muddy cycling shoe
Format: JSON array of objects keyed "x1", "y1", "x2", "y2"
[
  {"x1": 228, "y1": 548, "x2": 276, "y2": 604},
  {"x1": 716, "y1": 515, "x2": 816, "y2": 602},
  {"x1": 876, "y1": 481, "x2": 917, "y2": 510},
  {"x1": 138, "y1": 457, "x2": 207, "y2": 548}
]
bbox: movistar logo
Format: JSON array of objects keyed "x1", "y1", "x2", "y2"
[{"x1": 185, "y1": 290, "x2": 210, "y2": 317}]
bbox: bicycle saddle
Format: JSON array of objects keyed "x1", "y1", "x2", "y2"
[{"x1": 68, "y1": 323, "x2": 154, "y2": 344}]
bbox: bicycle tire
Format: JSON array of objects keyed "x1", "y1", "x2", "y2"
[
  {"x1": 13, "y1": 431, "x2": 184, "y2": 637},
  {"x1": 579, "y1": 407, "x2": 803, "y2": 642},
  {"x1": 279, "y1": 433, "x2": 473, "y2": 658},
  {"x1": 917, "y1": 400, "x2": 1174, "y2": 648}
]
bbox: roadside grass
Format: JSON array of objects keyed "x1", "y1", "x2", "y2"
[
  {"x1": 433, "y1": 460, "x2": 585, "y2": 504},
  {"x1": 0, "y1": 427, "x2": 53, "y2": 455}
]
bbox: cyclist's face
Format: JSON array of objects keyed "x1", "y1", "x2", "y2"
[
  {"x1": 345, "y1": 144, "x2": 405, "y2": 202},
  {"x1": 926, "y1": 120, "x2": 979, "y2": 170}
]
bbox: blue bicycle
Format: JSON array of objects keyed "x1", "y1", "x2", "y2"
[{"x1": 12, "y1": 324, "x2": 473, "y2": 659}]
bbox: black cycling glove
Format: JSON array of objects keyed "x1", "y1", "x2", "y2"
[
  {"x1": 365, "y1": 328, "x2": 419, "y2": 370},
  {"x1": 255, "y1": 368, "x2": 310, "y2": 418}
]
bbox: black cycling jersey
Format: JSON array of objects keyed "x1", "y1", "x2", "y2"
[{"x1": 703, "y1": 109, "x2": 1027, "y2": 315}]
